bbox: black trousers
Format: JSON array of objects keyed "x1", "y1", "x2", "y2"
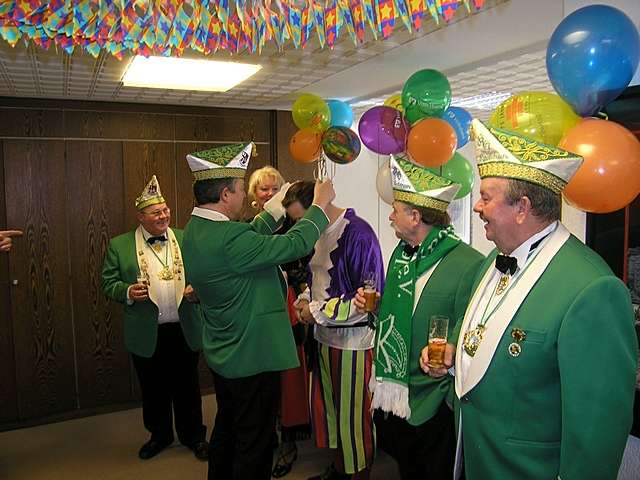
[
  {"x1": 131, "y1": 322, "x2": 206, "y2": 446},
  {"x1": 208, "y1": 370, "x2": 279, "y2": 480},
  {"x1": 374, "y1": 402, "x2": 456, "y2": 480}
]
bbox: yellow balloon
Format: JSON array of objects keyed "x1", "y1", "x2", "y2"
[
  {"x1": 488, "y1": 92, "x2": 580, "y2": 146},
  {"x1": 383, "y1": 94, "x2": 404, "y2": 113},
  {"x1": 292, "y1": 93, "x2": 331, "y2": 133}
]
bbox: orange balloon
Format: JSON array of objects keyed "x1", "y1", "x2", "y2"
[
  {"x1": 560, "y1": 118, "x2": 640, "y2": 213},
  {"x1": 406, "y1": 118, "x2": 457, "y2": 167},
  {"x1": 289, "y1": 129, "x2": 322, "y2": 164}
]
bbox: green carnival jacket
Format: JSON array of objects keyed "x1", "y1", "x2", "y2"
[
  {"x1": 407, "y1": 242, "x2": 484, "y2": 426},
  {"x1": 101, "y1": 229, "x2": 202, "y2": 357},
  {"x1": 182, "y1": 207, "x2": 329, "y2": 379},
  {"x1": 456, "y1": 235, "x2": 637, "y2": 480}
]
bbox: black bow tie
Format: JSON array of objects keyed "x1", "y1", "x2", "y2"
[
  {"x1": 147, "y1": 235, "x2": 167, "y2": 245},
  {"x1": 495, "y1": 255, "x2": 518, "y2": 275},
  {"x1": 403, "y1": 243, "x2": 419, "y2": 256}
]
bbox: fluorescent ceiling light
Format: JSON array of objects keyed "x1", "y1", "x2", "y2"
[
  {"x1": 122, "y1": 56, "x2": 262, "y2": 92},
  {"x1": 452, "y1": 91, "x2": 512, "y2": 110}
]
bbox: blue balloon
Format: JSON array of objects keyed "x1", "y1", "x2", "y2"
[
  {"x1": 327, "y1": 99, "x2": 354, "y2": 128},
  {"x1": 546, "y1": 5, "x2": 640, "y2": 117},
  {"x1": 443, "y1": 106, "x2": 472, "y2": 148}
]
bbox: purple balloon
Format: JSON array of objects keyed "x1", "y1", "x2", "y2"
[{"x1": 358, "y1": 106, "x2": 408, "y2": 155}]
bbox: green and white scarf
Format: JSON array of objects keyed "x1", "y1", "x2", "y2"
[{"x1": 371, "y1": 226, "x2": 460, "y2": 418}]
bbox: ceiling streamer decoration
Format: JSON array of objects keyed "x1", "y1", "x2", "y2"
[{"x1": 0, "y1": 0, "x2": 486, "y2": 59}]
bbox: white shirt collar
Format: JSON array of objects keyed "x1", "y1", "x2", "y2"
[
  {"x1": 139, "y1": 225, "x2": 168, "y2": 240},
  {"x1": 191, "y1": 207, "x2": 229, "y2": 222},
  {"x1": 502, "y1": 221, "x2": 558, "y2": 273}
]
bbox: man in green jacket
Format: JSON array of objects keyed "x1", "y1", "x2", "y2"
[
  {"x1": 101, "y1": 175, "x2": 208, "y2": 461},
  {"x1": 182, "y1": 143, "x2": 335, "y2": 480},
  {"x1": 355, "y1": 154, "x2": 484, "y2": 479},
  {"x1": 446, "y1": 120, "x2": 638, "y2": 479}
]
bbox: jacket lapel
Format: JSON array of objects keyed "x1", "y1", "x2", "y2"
[
  {"x1": 134, "y1": 226, "x2": 159, "y2": 308},
  {"x1": 167, "y1": 228, "x2": 185, "y2": 307},
  {"x1": 456, "y1": 224, "x2": 571, "y2": 397},
  {"x1": 412, "y1": 259, "x2": 443, "y2": 314}
]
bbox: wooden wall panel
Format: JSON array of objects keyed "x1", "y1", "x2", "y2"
[
  {"x1": 275, "y1": 110, "x2": 315, "y2": 183},
  {"x1": 66, "y1": 141, "x2": 133, "y2": 409},
  {"x1": 0, "y1": 141, "x2": 18, "y2": 423},
  {"x1": 175, "y1": 143, "x2": 209, "y2": 229},
  {"x1": 65, "y1": 111, "x2": 174, "y2": 140},
  {"x1": 122, "y1": 142, "x2": 177, "y2": 233},
  {"x1": 4, "y1": 140, "x2": 77, "y2": 419},
  {"x1": 174, "y1": 112, "x2": 270, "y2": 143},
  {"x1": 0, "y1": 108, "x2": 64, "y2": 138}
]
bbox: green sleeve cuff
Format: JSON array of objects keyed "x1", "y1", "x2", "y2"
[{"x1": 252, "y1": 210, "x2": 282, "y2": 234}]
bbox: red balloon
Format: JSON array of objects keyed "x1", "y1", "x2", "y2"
[
  {"x1": 406, "y1": 118, "x2": 457, "y2": 167},
  {"x1": 560, "y1": 118, "x2": 640, "y2": 213}
]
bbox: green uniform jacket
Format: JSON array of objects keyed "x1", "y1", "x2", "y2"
[
  {"x1": 101, "y1": 229, "x2": 202, "y2": 357},
  {"x1": 182, "y1": 207, "x2": 329, "y2": 379},
  {"x1": 456, "y1": 235, "x2": 638, "y2": 480},
  {"x1": 408, "y1": 242, "x2": 484, "y2": 426}
]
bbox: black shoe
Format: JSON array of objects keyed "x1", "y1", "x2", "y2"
[
  {"x1": 307, "y1": 464, "x2": 351, "y2": 480},
  {"x1": 189, "y1": 440, "x2": 209, "y2": 461},
  {"x1": 272, "y1": 442, "x2": 297, "y2": 478},
  {"x1": 138, "y1": 438, "x2": 173, "y2": 460}
]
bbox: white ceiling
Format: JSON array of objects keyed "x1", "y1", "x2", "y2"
[{"x1": 0, "y1": 0, "x2": 637, "y2": 120}]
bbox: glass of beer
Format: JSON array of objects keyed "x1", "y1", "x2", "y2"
[
  {"x1": 363, "y1": 271, "x2": 378, "y2": 313},
  {"x1": 427, "y1": 315, "x2": 449, "y2": 369},
  {"x1": 136, "y1": 273, "x2": 149, "y2": 288}
]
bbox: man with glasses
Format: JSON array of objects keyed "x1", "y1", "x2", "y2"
[{"x1": 102, "y1": 175, "x2": 208, "y2": 461}]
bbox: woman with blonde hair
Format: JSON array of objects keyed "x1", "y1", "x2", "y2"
[
  {"x1": 248, "y1": 166, "x2": 285, "y2": 212},
  {"x1": 247, "y1": 167, "x2": 312, "y2": 478}
]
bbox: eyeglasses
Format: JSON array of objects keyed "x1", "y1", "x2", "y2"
[{"x1": 144, "y1": 207, "x2": 170, "y2": 218}]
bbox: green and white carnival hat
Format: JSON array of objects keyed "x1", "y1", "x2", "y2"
[
  {"x1": 186, "y1": 142, "x2": 254, "y2": 181},
  {"x1": 135, "y1": 175, "x2": 165, "y2": 210},
  {"x1": 390, "y1": 153, "x2": 460, "y2": 213},
  {"x1": 471, "y1": 119, "x2": 582, "y2": 194}
]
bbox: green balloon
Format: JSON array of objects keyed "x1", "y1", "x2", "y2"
[
  {"x1": 440, "y1": 152, "x2": 474, "y2": 199},
  {"x1": 401, "y1": 69, "x2": 452, "y2": 123}
]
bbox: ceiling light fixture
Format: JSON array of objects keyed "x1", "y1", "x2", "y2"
[
  {"x1": 122, "y1": 56, "x2": 262, "y2": 92},
  {"x1": 451, "y1": 91, "x2": 512, "y2": 110}
]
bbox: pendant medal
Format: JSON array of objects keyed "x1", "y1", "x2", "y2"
[
  {"x1": 496, "y1": 275, "x2": 509, "y2": 295},
  {"x1": 462, "y1": 325, "x2": 486, "y2": 357},
  {"x1": 159, "y1": 265, "x2": 175, "y2": 281}
]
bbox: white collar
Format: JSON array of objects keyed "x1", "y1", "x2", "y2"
[
  {"x1": 191, "y1": 207, "x2": 229, "y2": 222},
  {"x1": 324, "y1": 209, "x2": 347, "y2": 235},
  {"x1": 139, "y1": 225, "x2": 168, "y2": 240},
  {"x1": 502, "y1": 221, "x2": 558, "y2": 273}
]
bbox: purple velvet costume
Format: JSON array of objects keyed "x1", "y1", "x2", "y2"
[{"x1": 299, "y1": 208, "x2": 384, "y2": 350}]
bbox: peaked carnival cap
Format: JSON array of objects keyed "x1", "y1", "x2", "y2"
[
  {"x1": 390, "y1": 153, "x2": 460, "y2": 213},
  {"x1": 186, "y1": 142, "x2": 255, "y2": 181},
  {"x1": 471, "y1": 119, "x2": 583, "y2": 194},
  {"x1": 135, "y1": 175, "x2": 165, "y2": 210}
]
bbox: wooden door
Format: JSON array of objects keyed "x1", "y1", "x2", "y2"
[
  {"x1": 4, "y1": 140, "x2": 77, "y2": 419},
  {"x1": 0, "y1": 140, "x2": 18, "y2": 423},
  {"x1": 66, "y1": 140, "x2": 134, "y2": 408}
]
